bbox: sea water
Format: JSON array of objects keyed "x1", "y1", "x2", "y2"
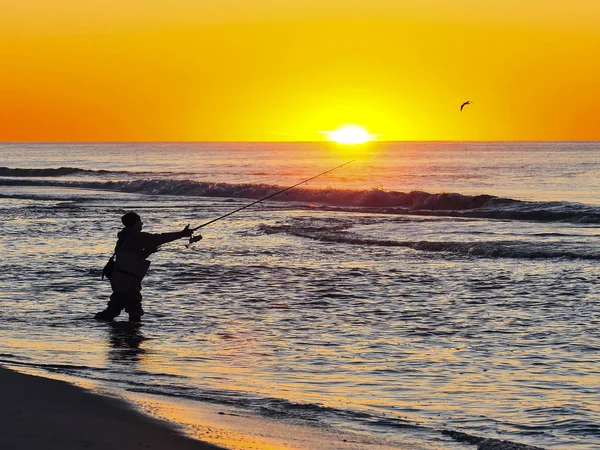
[{"x1": 0, "y1": 142, "x2": 598, "y2": 449}]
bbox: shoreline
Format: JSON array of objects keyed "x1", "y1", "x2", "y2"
[
  {"x1": 0, "y1": 366, "x2": 223, "y2": 450},
  {"x1": 0, "y1": 364, "x2": 548, "y2": 450},
  {"x1": 0, "y1": 365, "x2": 425, "y2": 450}
]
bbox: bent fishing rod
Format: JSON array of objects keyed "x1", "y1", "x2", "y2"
[{"x1": 185, "y1": 160, "x2": 355, "y2": 245}]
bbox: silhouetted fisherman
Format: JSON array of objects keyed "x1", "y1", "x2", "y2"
[
  {"x1": 460, "y1": 100, "x2": 471, "y2": 111},
  {"x1": 94, "y1": 212, "x2": 193, "y2": 322}
]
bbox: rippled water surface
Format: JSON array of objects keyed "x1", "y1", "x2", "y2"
[{"x1": 0, "y1": 142, "x2": 599, "y2": 449}]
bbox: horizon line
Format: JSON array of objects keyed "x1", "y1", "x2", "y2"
[{"x1": 1, "y1": 139, "x2": 599, "y2": 144}]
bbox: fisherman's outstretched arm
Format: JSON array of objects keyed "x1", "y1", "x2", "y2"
[{"x1": 141, "y1": 225, "x2": 193, "y2": 248}]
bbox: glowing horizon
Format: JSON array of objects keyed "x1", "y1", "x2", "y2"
[{"x1": 1, "y1": 1, "x2": 599, "y2": 142}]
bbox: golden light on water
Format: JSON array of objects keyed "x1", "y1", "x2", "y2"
[{"x1": 324, "y1": 125, "x2": 374, "y2": 144}]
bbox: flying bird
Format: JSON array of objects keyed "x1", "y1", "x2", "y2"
[{"x1": 460, "y1": 101, "x2": 471, "y2": 111}]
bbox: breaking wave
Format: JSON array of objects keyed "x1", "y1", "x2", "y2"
[
  {"x1": 1, "y1": 175, "x2": 599, "y2": 224},
  {"x1": 259, "y1": 223, "x2": 600, "y2": 260},
  {"x1": 0, "y1": 166, "x2": 122, "y2": 177}
]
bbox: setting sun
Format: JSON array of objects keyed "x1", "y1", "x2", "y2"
[{"x1": 325, "y1": 125, "x2": 373, "y2": 144}]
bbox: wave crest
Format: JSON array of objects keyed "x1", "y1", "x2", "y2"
[
  {"x1": 259, "y1": 223, "x2": 600, "y2": 260},
  {"x1": 1, "y1": 175, "x2": 599, "y2": 223},
  {"x1": 0, "y1": 167, "x2": 93, "y2": 177}
]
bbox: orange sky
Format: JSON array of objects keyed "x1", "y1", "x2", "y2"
[{"x1": 1, "y1": 0, "x2": 599, "y2": 141}]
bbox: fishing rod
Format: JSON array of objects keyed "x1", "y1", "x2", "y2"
[{"x1": 186, "y1": 160, "x2": 355, "y2": 245}]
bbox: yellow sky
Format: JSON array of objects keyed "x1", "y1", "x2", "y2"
[{"x1": 1, "y1": 0, "x2": 599, "y2": 141}]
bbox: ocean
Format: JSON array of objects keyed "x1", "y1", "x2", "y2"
[{"x1": 0, "y1": 142, "x2": 598, "y2": 449}]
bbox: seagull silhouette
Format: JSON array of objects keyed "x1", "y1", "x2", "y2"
[{"x1": 460, "y1": 101, "x2": 471, "y2": 111}]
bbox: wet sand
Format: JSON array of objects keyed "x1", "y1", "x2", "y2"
[
  {"x1": 0, "y1": 366, "x2": 426, "y2": 450},
  {"x1": 0, "y1": 366, "x2": 223, "y2": 450},
  {"x1": 0, "y1": 365, "x2": 545, "y2": 450}
]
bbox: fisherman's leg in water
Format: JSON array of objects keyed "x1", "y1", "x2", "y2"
[
  {"x1": 94, "y1": 292, "x2": 127, "y2": 321},
  {"x1": 95, "y1": 291, "x2": 143, "y2": 322},
  {"x1": 124, "y1": 291, "x2": 144, "y2": 322}
]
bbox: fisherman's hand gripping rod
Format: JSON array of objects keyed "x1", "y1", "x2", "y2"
[{"x1": 186, "y1": 160, "x2": 354, "y2": 246}]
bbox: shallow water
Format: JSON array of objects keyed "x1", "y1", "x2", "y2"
[{"x1": 0, "y1": 142, "x2": 599, "y2": 448}]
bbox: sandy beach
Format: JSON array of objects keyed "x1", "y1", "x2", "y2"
[
  {"x1": 0, "y1": 365, "x2": 427, "y2": 450},
  {"x1": 0, "y1": 366, "x2": 222, "y2": 450},
  {"x1": 0, "y1": 364, "x2": 549, "y2": 450}
]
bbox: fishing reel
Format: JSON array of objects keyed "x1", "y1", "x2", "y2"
[{"x1": 185, "y1": 233, "x2": 203, "y2": 248}]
